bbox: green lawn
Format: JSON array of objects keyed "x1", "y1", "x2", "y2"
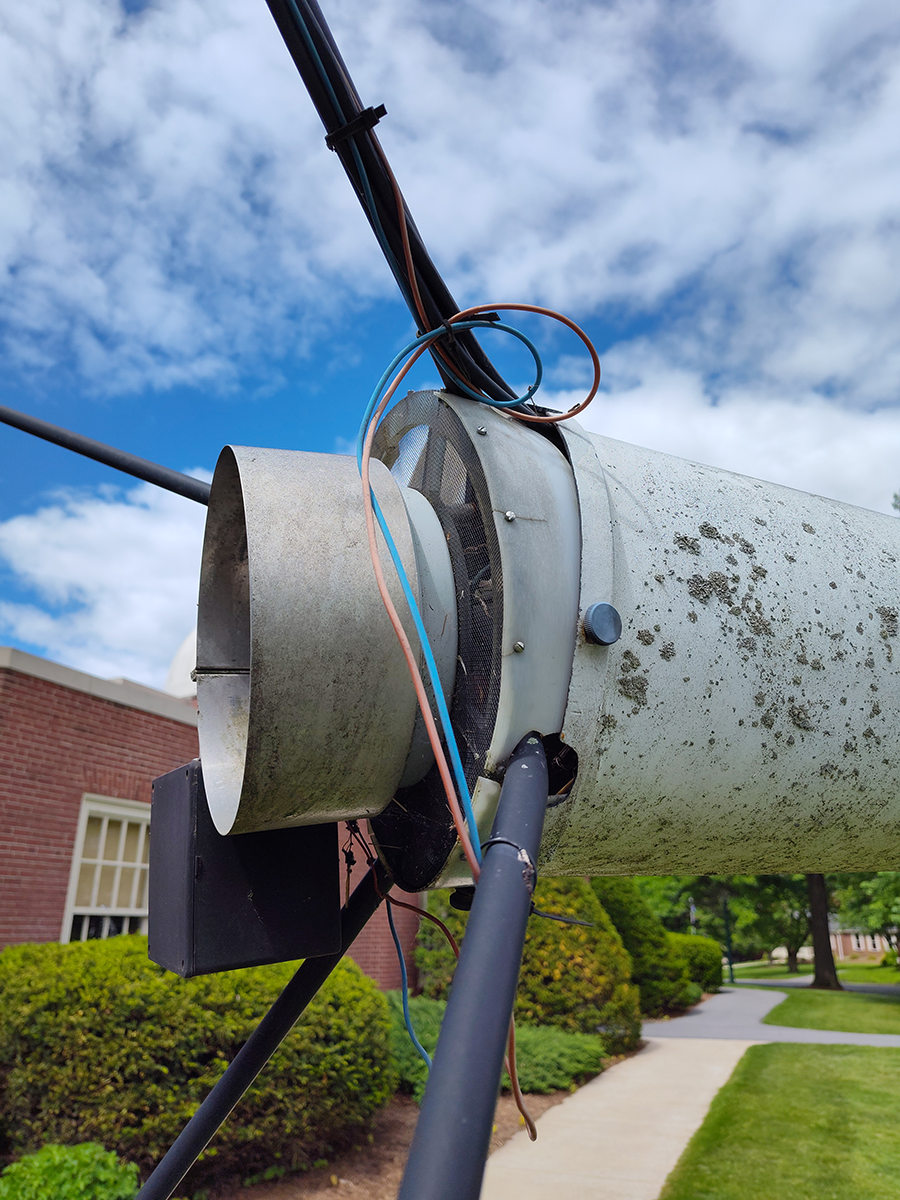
[
  {"x1": 730, "y1": 962, "x2": 814, "y2": 979},
  {"x1": 835, "y1": 964, "x2": 900, "y2": 986},
  {"x1": 659, "y1": 1044, "x2": 900, "y2": 1200},
  {"x1": 763, "y1": 988, "x2": 900, "y2": 1035}
]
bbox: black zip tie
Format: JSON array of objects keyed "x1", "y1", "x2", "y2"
[
  {"x1": 440, "y1": 319, "x2": 456, "y2": 343},
  {"x1": 325, "y1": 104, "x2": 387, "y2": 151},
  {"x1": 531, "y1": 905, "x2": 595, "y2": 929}
]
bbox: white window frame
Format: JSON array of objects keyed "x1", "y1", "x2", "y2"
[{"x1": 60, "y1": 795, "x2": 151, "y2": 943}]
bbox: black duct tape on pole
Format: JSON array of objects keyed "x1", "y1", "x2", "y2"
[
  {"x1": 136, "y1": 864, "x2": 388, "y2": 1200},
  {"x1": 398, "y1": 733, "x2": 549, "y2": 1200}
]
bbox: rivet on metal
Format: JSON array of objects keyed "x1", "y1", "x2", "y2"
[
  {"x1": 513, "y1": 640, "x2": 526, "y2": 653},
  {"x1": 476, "y1": 426, "x2": 488, "y2": 436},
  {"x1": 504, "y1": 511, "x2": 516, "y2": 522}
]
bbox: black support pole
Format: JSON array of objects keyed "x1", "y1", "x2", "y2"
[
  {"x1": 398, "y1": 733, "x2": 549, "y2": 1200},
  {"x1": 136, "y1": 864, "x2": 388, "y2": 1200},
  {"x1": 0, "y1": 404, "x2": 211, "y2": 505}
]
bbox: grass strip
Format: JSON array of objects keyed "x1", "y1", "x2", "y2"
[
  {"x1": 763, "y1": 988, "x2": 900, "y2": 1035},
  {"x1": 659, "y1": 1044, "x2": 900, "y2": 1200}
]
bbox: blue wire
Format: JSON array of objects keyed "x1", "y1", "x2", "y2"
[
  {"x1": 358, "y1": 322, "x2": 545, "y2": 865},
  {"x1": 386, "y1": 898, "x2": 432, "y2": 1070},
  {"x1": 357, "y1": 322, "x2": 545, "y2": 862}
]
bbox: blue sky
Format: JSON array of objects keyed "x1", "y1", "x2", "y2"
[{"x1": 1, "y1": 0, "x2": 900, "y2": 688}]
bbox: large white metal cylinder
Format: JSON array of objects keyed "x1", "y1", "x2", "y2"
[
  {"x1": 193, "y1": 392, "x2": 900, "y2": 879},
  {"x1": 540, "y1": 423, "x2": 900, "y2": 875}
]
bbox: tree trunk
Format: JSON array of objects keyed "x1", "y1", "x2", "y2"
[
  {"x1": 787, "y1": 948, "x2": 799, "y2": 973},
  {"x1": 806, "y1": 873, "x2": 843, "y2": 990}
]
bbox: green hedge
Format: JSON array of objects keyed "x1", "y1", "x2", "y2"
[
  {"x1": 0, "y1": 1143, "x2": 138, "y2": 1200},
  {"x1": 667, "y1": 932, "x2": 723, "y2": 992},
  {"x1": 387, "y1": 994, "x2": 605, "y2": 1102},
  {"x1": 416, "y1": 878, "x2": 641, "y2": 1054},
  {"x1": 590, "y1": 877, "x2": 701, "y2": 1016},
  {"x1": 0, "y1": 938, "x2": 394, "y2": 1187}
]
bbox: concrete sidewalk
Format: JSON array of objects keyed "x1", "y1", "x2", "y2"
[
  {"x1": 480, "y1": 1037, "x2": 754, "y2": 1200},
  {"x1": 734, "y1": 976, "x2": 900, "y2": 997},
  {"x1": 648, "y1": 985, "x2": 900, "y2": 1045}
]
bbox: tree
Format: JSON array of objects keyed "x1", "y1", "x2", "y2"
[
  {"x1": 892, "y1": 491, "x2": 900, "y2": 513},
  {"x1": 833, "y1": 872, "x2": 900, "y2": 948},
  {"x1": 635, "y1": 875, "x2": 811, "y2": 967},
  {"x1": 743, "y1": 875, "x2": 810, "y2": 973},
  {"x1": 806, "y1": 873, "x2": 842, "y2": 990}
]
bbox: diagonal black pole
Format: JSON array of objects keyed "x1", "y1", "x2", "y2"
[
  {"x1": 136, "y1": 863, "x2": 388, "y2": 1200},
  {"x1": 398, "y1": 733, "x2": 549, "y2": 1200},
  {"x1": 0, "y1": 404, "x2": 210, "y2": 505}
]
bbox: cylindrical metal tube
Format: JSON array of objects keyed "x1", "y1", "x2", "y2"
[
  {"x1": 543, "y1": 424, "x2": 900, "y2": 874},
  {"x1": 398, "y1": 734, "x2": 548, "y2": 1200},
  {"x1": 135, "y1": 866, "x2": 386, "y2": 1200},
  {"x1": 196, "y1": 447, "x2": 423, "y2": 834}
]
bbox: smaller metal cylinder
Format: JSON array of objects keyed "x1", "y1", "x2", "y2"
[{"x1": 196, "y1": 447, "x2": 423, "y2": 834}]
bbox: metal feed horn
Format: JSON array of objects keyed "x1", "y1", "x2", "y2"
[{"x1": 194, "y1": 389, "x2": 900, "y2": 886}]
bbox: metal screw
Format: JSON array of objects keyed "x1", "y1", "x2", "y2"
[
  {"x1": 513, "y1": 640, "x2": 525, "y2": 653},
  {"x1": 504, "y1": 511, "x2": 516, "y2": 522},
  {"x1": 476, "y1": 426, "x2": 487, "y2": 436}
]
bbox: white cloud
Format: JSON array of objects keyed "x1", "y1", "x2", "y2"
[
  {"x1": 3, "y1": 0, "x2": 900, "y2": 681},
  {"x1": 574, "y1": 342, "x2": 900, "y2": 515},
  {"x1": 3, "y1": 0, "x2": 900, "y2": 409},
  {"x1": 0, "y1": 478, "x2": 207, "y2": 685}
]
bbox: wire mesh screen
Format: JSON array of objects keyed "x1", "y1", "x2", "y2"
[{"x1": 370, "y1": 392, "x2": 503, "y2": 889}]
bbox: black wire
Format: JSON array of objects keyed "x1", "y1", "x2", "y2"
[{"x1": 262, "y1": 0, "x2": 517, "y2": 403}]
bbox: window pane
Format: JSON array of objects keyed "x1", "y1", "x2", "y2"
[
  {"x1": 87, "y1": 915, "x2": 105, "y2": 939},
  {"x1": 128, "y1": 916, "x2": 143, "y2": 934},
  {"x1": 97, "y1": 865, "x2": 116, "y2": 908},
  {"x1": 136, "y1": 867, "x2": 149, "y2": 909},
  {"x1": 123, "y1": 822, "x2": 141, "y2": 863},
  {"x1": 75, "y1": 864, "x2": 96, "y2": 907},
  {"x1": 83, "y1": 816, "x2": 102, "y2": 860},
  {"x1": 70, "y1": 915, "x2": 85, "y2": 941},
  {"x1": 107, "y1": 916, "x2": 124, "y2": 937},
  {"x1": 117, "y1": 868, "x2": 136, "y2": 909},
  {"x1": 103, "y1": 820, "x2": 123, "y2": 862},
  {"x1": 141, "y1": 830, "x2": 149, "y2": 864}
]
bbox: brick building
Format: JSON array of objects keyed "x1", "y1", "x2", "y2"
[{"x1": 0, "y1": 646, "x2": 418, "y2": 987}]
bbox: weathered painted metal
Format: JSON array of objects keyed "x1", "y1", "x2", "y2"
[{"x1": 542, "y1": 423, "x2": 900, "y2": 874}]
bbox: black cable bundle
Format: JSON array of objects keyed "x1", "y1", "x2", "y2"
[{"x1": 263, "y1": 0, "x2": 516, "y2": 403}]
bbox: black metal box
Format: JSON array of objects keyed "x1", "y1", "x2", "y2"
[{"x1": 149, "y1": 760, "x2": 341, "y2": 976}]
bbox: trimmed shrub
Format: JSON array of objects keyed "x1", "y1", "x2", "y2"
[
  {"x1": 0, "y1": 938, "x2": 394, "y2": 1187},
  {"x1": 667, "y1": 932, "x2": 723, "y2": 992},
  {"x1": 590, "y1": 877, "x2": 699, "y2": 1016},
  {"x1": 416, "y1": 878, "x2": 641, "y2": 1054},
  {"x1": 387, "y1": 994, "x2": 605, "y2": 1102},
  {"x1": 0, "y1": 1143, "x2": 138, "y2": 1200}
]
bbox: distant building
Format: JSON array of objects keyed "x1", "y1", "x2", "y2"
[
  {"x1": 0, "y1": 646, "x2": 417, "y2": 988},
  {"x1": 830, "y1": 928, "x2": 890, "y2": 959}
]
